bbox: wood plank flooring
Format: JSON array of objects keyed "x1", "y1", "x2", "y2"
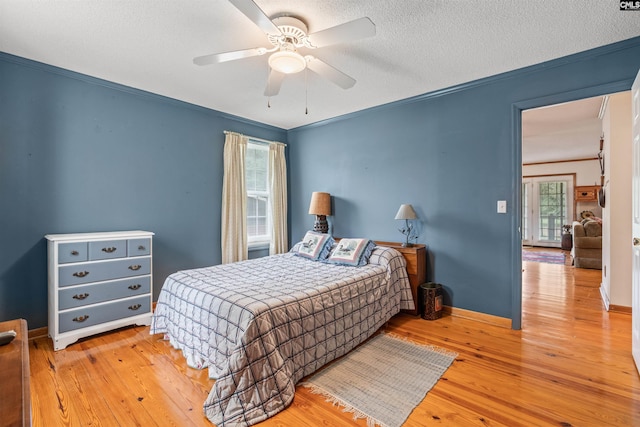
[{"x1": 29, "y1": 257, "x2": 640, "y2": 426}]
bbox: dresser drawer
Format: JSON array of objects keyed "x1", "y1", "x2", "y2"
[
  {"x1": 59, "y1": 257, "x2": 151, "y2": 287},
  {"x1": 128, "y1": 238, "x2": 151, "y2": 257},
  {"x1": 575, "y1": 185, "x2": 599, "y2": 202},
  {"x1": 59, "y1": 296, "x2": 150, "y2": 333},
  {"x1": 89, "y1": 240, "x2": 127, "y2": 260},
  {"x1": 58, "y1": 276, "x2": 151, "y2": 310},
  {"x1": 58, "y1": 242, "x2": 88, "y2": 264}
]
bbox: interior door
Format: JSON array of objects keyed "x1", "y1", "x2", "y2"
[{"x1": 632, "y1": 68, "x2": 640, "y2": 375}]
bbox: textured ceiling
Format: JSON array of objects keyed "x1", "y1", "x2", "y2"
[
  {"x1": 1, "y1": 0, "x2": 639, "y2": 131},
  {"x1": 522, "y1": 96, "x2": 604, "y2": 164}
]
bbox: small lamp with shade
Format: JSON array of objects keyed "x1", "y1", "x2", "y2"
[
  {"x1": 395, "y1": 204, "x2": 418, "y2": 247},
  {"x1": 308, "y1": 192, "x2": 331, "y2": 233}
]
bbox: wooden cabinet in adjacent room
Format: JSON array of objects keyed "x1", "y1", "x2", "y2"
[{"x1": 575, "y1": 185, "x2": 600, "y2": 202}]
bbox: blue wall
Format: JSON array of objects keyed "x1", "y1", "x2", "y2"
[
  {"x1": 287, "y1": 37, "x2": 640, "y2": 325},
  {"x1": 2, "y1": 37, "x2": 640, "y2": 330},
  {"x1": 0, "y1": 53, "x2": 286, "y2": 328}
]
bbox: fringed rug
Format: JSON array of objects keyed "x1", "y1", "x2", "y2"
[
  {"x1": 301, "y1": 333, "x2": 457, "y2": 427},
  {"x1": 522, "y1": 251, "x2": 566, "y2": 264}
]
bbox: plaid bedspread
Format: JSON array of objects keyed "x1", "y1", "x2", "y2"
[{"x1": 150, "y1": 246, "x2": 414, "y2": 426}]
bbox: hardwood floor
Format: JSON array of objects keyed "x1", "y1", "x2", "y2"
[{"x1": 29, "y1": 259, "x2": 640, "y2": 426}]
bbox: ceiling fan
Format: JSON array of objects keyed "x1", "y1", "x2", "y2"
[{"x1": 193, "y1": 0, "x2": 376, "y2": 97}]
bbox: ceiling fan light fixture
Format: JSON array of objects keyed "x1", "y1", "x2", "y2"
[{"x1": 268, "y1": 50, "x2": 306, "y2": 74}]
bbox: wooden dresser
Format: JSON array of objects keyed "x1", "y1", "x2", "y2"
[
  {"x1": 375, "y1": 241, "x2": 427, "y2": 315},
  {"x1": 0, "y1": 318, "x2": 31, "y2": 427}
]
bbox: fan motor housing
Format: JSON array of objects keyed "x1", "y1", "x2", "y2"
[{"x1": 268, "y1": 16, "x2": 308, "y2": 46}]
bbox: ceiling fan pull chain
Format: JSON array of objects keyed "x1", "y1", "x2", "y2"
[{"x1": 267, "y1": 62, "x2": 271, "y2": 108}]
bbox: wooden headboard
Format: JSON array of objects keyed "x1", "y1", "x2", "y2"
[{"x1": 374, "y1": 241, "x2": 427, "y2": 316}]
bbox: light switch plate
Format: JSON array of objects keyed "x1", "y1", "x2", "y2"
[{"x1": 497, "y1": 200, "x2": 507, "y2": 213}]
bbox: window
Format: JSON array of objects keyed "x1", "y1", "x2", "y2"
[
  {"x1": 522, "y1": 182, "x2": 529, "y2": 241},
  {"x1": 522, "y1": 175, "x2": 573, "y2": 247},
  {"x1": 246, "y1": 141, "x2": 270, "y2": 247},
  {"x1": 537, "y1": 181, "x2": 567, "y2": 241}
]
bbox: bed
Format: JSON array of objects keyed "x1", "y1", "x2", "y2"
[{"x1": 150, "y1": 238, "x2": 414, "y2": 427}]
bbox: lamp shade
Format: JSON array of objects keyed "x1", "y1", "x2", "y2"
[
  {"x1": 395, "y1": 204, "x2": 417, "y2": 220},
  {"x1": 309, "y1": 192, "x2": 331, "y2": 216}
]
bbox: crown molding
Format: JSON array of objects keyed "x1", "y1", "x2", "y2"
[
  {"x1": 291, "y1": 36, "x2": 640, "y2": 132},
  {"x1": 0, "y1": 51, "x2": 287, "y2": 134}
]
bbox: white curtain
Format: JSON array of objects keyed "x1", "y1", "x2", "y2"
[
  {"x1": 221, "y1": 132, "x2": 248, "y2": 263},
  {"x1": 269, "y1": 143, "x2": 288, "y2": 255}
]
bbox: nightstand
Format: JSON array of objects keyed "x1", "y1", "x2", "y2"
[{"x1": 375, "y1": 241, "x2": 427, "y2": 315}]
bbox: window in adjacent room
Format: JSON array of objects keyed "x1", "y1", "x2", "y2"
[
  {"x1": 522, "y1": 175, "x2": 573, "y2": 247},
  {"x1": 246, "y1": 141, "x2": 270, "y2": 248}
]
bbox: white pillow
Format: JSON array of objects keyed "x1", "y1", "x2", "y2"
[
  {"x1": 293, "y1": 231, "x2": 334, "y2": 261},
  {"x1": 326, "y1": 238, "x2": 376, "y2": 266}
]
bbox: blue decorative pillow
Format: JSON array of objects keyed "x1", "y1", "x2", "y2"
[
  {"x1": 293, "y1": 231, "x2": 334, "y2": 261},
  {"x1": 326, "y1": 238, "x2": 376, "y2": 266}
]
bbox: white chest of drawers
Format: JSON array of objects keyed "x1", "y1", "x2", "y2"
[{"x1": 45, "y1": 231, "x2": 154, "y2": 351}]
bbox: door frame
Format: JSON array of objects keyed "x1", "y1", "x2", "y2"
[{"x1": 510, "y1": 80, "x2": 634, "y2": 330}]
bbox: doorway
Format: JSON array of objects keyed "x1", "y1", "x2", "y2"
[{"x1": 519, "y1": 95, "x2": 608, "y2": 330}]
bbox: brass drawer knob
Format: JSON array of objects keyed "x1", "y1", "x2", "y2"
[
  {"x1": 72, "y1": 293, "x2": 90, "y2": 300},
  {"x1": 138, "y1": 245, "x2": 146, "y2": 251},
  {"x1": 71, "y1": 250, "x2": 79, "y2": 256},
  {"x1": 102, "y1": 247, "x2": 117, "y2": 253},
  {"x1": 128, "y1": 304, "x2": 142, "y2": 311},
  {"x1": 128, "y1": 265, "x2": 142, "y2": 271},
  {"x1": 72, "y1": 271, "x2": 90, "y2": 278},
  {"x1": 72, "y1": 315, "x2": 89, "y2": 323},
  {"x1": 128, "y1": 284, "x2": 142, "y2": 290}
]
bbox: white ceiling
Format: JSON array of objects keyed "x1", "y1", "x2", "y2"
[
  {"x1": 0, "y1": 0, "x2": 638, "y2": 133},
  {"x1": 522, "y1": 96, "x2": 605, "y2": 164}
]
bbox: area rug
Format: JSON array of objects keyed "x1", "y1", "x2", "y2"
[
  {"x1": 301, "y1": 333, "x2": 457, "y2": 427},
  {"x1": 522, "y1": 251, "x2": 566, "y2": 264}
]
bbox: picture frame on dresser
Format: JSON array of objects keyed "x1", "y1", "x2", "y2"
[{"x1": 45, "y1": 230, "x2": 154, "y2": 351}]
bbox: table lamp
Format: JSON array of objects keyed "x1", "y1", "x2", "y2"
[
  {"x1": 395, "y1": 204, "x2": 417, "y2": 247},
  {"x1": 309, "y1": 192, "x2": 331, "y2": 233}
]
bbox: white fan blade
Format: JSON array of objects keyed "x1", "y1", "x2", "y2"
[
  {"x1": 193, "y1": 48, "x2": 264, "y2": 66},
  {"x1": 306, "y1": 17, "x2": 375, "y2": 48},
  {"x1": 229, "y1": 0, "x2": 281, "y2": 35},
  {"x1": 264, "y1": 69, "x2": 286, "y2": 96},
  {"x1": 305, "y1": 56, "x2": 356, "y2": 89}
]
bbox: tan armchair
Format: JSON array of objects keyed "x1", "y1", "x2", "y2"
[{"x1": 572, "y1": 220, "x2": 602, "y2": 269}]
